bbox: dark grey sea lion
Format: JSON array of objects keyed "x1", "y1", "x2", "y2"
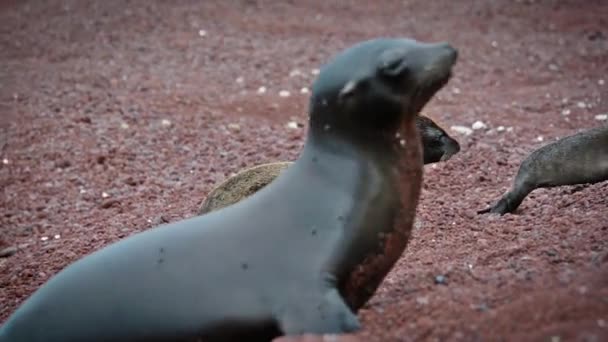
[
  {"x1": 0, "y1": 37, "x2": 458, "y2": 341},
  {"x1": 478, "y1": 125, "x2": 608, "y2": 215},
  {"x1": 198, "y1": 113, "x2": 460, "y2": 215}
]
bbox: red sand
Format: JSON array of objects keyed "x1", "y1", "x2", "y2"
[{"x1": 1, "y1": 1, "x2": 607, "y2": 341}]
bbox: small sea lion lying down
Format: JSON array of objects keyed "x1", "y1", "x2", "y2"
[
  {"x1": 198, "y1": 113, "x2": 460, "y2": 215},
  {"x1": 479, "y1": 125, "x2": 608, "y2": 215}
]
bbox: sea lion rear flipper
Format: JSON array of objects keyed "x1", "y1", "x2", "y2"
[{"x1": 276, "y1": 288, "x2": 361, "y2": 336}]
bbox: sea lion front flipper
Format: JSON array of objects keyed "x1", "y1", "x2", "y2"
[{"x1": 276, "y1": 288, "x2": 361, "y2": 336}]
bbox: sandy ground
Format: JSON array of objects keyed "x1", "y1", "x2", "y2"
[{"x1": 1, "y1": 0, "x2": 607, "y2": 341}]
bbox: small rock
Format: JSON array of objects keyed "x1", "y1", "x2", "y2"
[
  {"x1": 548, "y1": 64, "x2": 559, "y2": 71},
  {"x1": 235, "y1": 77, "x2": 244, "y2": 84},
  {"x1": 101, "y1": 192, "x2": 110, "y2": 198},
  {"x1": 551, "y1": 336, "x2": 561, "y2": 342},
  {"x1": 257, "y1": 86, "x2": 267, "y2": 94},
  {"x1": 599, "y1": 79, "x2": 605, "y2": 86},
  {"x1": 434, "y1": 275, "x2": 448, "y2": 285},
  {"x1": 54, "y1": 234, "x2": 61, "y2": 239},
  {"x1": 496, "y1": 126, "x2": 505, "y2": 132},
  {"x1": 227, "y1": 123, "x2": 241, "y2": 131},
  {"x1": 576, "y1": 101, "x2": 587, "y2": 109},
  {"x1": 2, "y1": 158, "x2": 8, "y2": 165},
  {"x1": 40, "y1": 236, "x2": 49, "y2": 242},
  {"x1": 300, "y1": 87, "x2": 309, "y2": 94},
  {"x1": 598, "y1": 319, "x2": 606, "y2": 328},
  {"x1": 471, "y1": 120, "x2": 487, "y2": 130},
  {"x1": 161, "y1": 119, "x2": 171, "y2": 127},
  {"x1": 101, "y1": 199, "x2": 120, "y2": 209},
  {"x1": 491, "y1": 41, "x2": 498, "y2": 48},
  {"x1": 416, "y1": 296, "x2": 429, "y2": 305},
  {"x1": 561, "y1": 108, "x2": 571, "y2": 116},
  {"x1": 595, "y1": 114, "x2": 607, "y2": 121},
  {"x1": 198, "y1": 29, "x2": 207, "y2": 37},
  {"x1": 120, "y1": 122, "x2": 129, "y2": 129},
  {"x1": 279, "y1": 90, "x2": 290, "y2": 98},
  {"x1": 452, "y1": 87, "x2": 461, "y2": 94},
  {"x1": 311, "y1": 69, "x2": 320, "y2": 75},
  {"x1": 286, "y1": 121, "x2": 299, "y2": 130},
  {"x1": 0, "y1": 246, "x2": 18, "y2": 258},
  {"x1": 450, "y1": 125, "x2": 473, "y2": 136},
  {"x1": 506, "y1": 127, "x2": 514, "y2": 132},
  {"x1": 289, "y1": 69, "x2": 302, "y2": 77},
  {"x1": 536, "y1": 136, "x2": 544, "y2": 142}
]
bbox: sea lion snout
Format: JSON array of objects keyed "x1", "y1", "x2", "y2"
[{"x1": 439, "y1": 135, "x2": 461, "y2": 161}]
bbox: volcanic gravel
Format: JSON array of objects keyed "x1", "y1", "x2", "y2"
[{"x1": 1, "y1": 1, "x2": 607, "y2": 341}]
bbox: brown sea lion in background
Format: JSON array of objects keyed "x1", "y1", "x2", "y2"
[
  {"x1": 479, "y1": 125, "x2": 608, "y2": 215},
  {"x1": 198, "y1": 113, "x2": 460, "y2": 215}
]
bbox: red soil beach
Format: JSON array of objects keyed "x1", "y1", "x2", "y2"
[{"x1": 1, "y1": 1, "x2": 607, "y2": 341}]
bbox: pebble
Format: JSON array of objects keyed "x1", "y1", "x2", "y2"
[
  {"x1": 548, "y1": 64, "x2": 559, "y2": 71},
  {"x1": 257, "y1": 86, "x2": 267, "y2": 94},
  {"x1": 2, "y1": 158, "x2": 8, "y2": 165},
  {"x1": 594, "y1": 114, "x2": 607, "y2": 121},
  {"x1": 491, "y1": 41, "x2": 498, "y2": 48},
  {"x1": 227, "y1": 123, "x2": 241, "y2": 131},
  {"x1": 416, "y1": 296, "x2": 429, "y2": 305},
  {"x1": 471, "y1": 120, "x2": 487, "y2": 130},
  {"x1": 161, "y1": 119, "x2": 171, "y2": 127},
  {"x1": 54, "y1": 234, "x2": 61, "y2": 239},
  {"x1": 120, "y1": 122, "x2": 129, "y2": 129},
  {"x1": 198, "y1": 29, "x2": 207, "y2": 37},
  {"x1": 536, "y1": 136, "x2": 544, "y2": 142},
  {"x1": 434, "y1": 275, "x2": 448, "y2": 285},
  {"x1": 40, "y1": 236, "x2": 49, "y2": 241},
  {"x1": 286, "y1": 121, "x2": 299, "y2": 130},
  {"x1": 452, "y1": 87, "x2": 461, "y2": 94},
  {"x1": 289, "y1": 69, "x2": 302, "y2": 77},
  {"x1": 599, "y1": 79, "x2": 605, "y2": 86},
  {"x1": 101, "y1": 192, "x2": 110, "y2": 198},
  {"x1": 576, "y1": 101, "x2": 586, "y2": 109},
  {"x1": 0, "y1": 246, "x2": 18, "y2": 258},
  {"x1": 561, "y1": 108, "x2": 571, "y2": 116},
  {"x1": 279, "y1": 90, "x2": 290, "y2": 97},
  {"x1": 235, "y1": 77, "x2": 244, "y2": 84},
  {"x1": 496, "y1": 126, "x2": 505, "y2": 132},
  {"x1": 300, "y1": 87, "x2": 309, "y2": 94},
  {"x1": 450, "y1": 125, "x2": 473, "y2": 136},
  {"x1": 311, "y1": 68, "x2": 320, "y2": 75}
]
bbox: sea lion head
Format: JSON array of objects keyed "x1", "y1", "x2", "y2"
[
  {"x1": 308, "y1": 38, "x2": 458, "y2": 138},
  {"x1": 416, "y1": 114, "x2": 461, "y2": 163}
]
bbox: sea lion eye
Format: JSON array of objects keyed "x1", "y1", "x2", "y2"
[{"x1": 378, "y1": 48, "x2": 409, "y2": 77}]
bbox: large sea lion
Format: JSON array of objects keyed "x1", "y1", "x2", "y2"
[
  {"x1": 0, "y1": 37, "x2": 458, "y2": 341},
  {"x1": 198, "y1": 114, "x2": 460, "y2": 215},
  {"x1": 478, "y1": 125, "x2": 608, "y2": 215}
]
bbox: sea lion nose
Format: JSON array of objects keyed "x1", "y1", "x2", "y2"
[{"x1": 436, "y1": 42, "x2": 458, "y2": 63}]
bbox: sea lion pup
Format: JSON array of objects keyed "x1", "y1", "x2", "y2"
[
  {"x1": 198, "y1": 114, "x2": 460, "y2": 215},
  {"x1": 0, "y1": 37, "x2": 457, "y2": 342},
  {"x1": 478, "y1": 125, "x2": 608, "y2": 215}
]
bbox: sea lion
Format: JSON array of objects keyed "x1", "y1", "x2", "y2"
[
  {"x1": 198, "y1": 114, "x2": 460, "y2": 215},
  {"x1": 0, "y1": 37, "x2": 458, "y2": 341},
  {"x1": 478, "y1": 125, "x2": 608, "y2": 215}
]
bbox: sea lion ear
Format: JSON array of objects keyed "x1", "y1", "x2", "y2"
[
  {"x1": 378, "y1": 47, "x2": 409, "y2": 77},
  {"x1": 337, "y1": 79, "x2": 359, "y2": 104}
]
